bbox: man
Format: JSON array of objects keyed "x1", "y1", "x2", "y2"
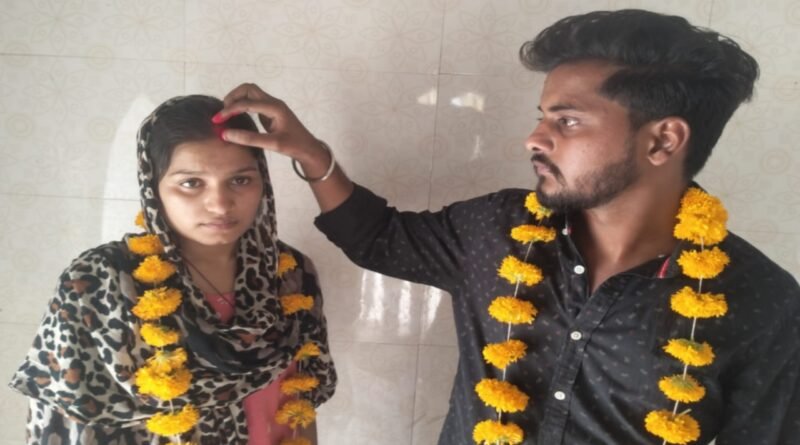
[{"x1": 216, "y1": 9, "x2": 799, "y2": 445}]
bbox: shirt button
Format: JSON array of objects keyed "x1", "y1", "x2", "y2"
[
  {"x1": 561, "y1": 227, "x2": 569, "y2": 236},
  {"x1": 573, "y1": 265, "x2": 585, "y2": 274},
  {"x1": 570, "y1": 331, "x2": 582, "y2": 341},
  {"x1": 554, "y1": 391, "x2": 566, "y2": 401}
]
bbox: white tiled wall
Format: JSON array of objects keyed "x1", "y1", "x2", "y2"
[{"x1": 1, "y1": 1, "x2": 797, "y2": 443}]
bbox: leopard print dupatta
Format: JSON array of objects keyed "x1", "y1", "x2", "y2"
[{"x1": 9, "y1": 96, "x2": 336, "y2": 444}]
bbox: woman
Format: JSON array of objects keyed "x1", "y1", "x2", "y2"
[{"x1": 9, "y1": 95, "x2": 336, "y2": 445}]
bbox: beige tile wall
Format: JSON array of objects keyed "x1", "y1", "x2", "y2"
[{"x1": 1, "y1": 1, "x2": 797, "y2": 444}]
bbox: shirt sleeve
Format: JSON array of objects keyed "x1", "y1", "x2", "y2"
[
  {"x1": 314, "y1": 184, "x2": 501, "y2": 293},
  {"x1": 714, "y1": 291, "x2": 800, "y2": 445}
]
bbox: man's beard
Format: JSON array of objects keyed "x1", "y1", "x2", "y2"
[{"x1": 534, "y1": 140, "x2": 640, "y2": 213}]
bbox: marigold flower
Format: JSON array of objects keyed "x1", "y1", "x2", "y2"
[
  {"x1": 474, "y1": 379, "x2": 529, "y2": 413},
  {"x1": 664, "y1": 338, "x2": 715, "y2": 367},
  {"x1": 135, "y1": 210, "x2": 146, "y2": 229},
  {"x1": 133, "y1": 255, "x2": 177, "y2": 284},
  {"x1": 275, "y1": 399, "x2": 316, "y2": 429},
  {"x1": 488, "y1": 297, "x2": 537, "y2": 325},
  {"x1": 127, "y1": 234, "x2": 164, "y2": 256},
  {"x1": 281, "y1": 294, "x2": 315, "y2": 315},
  {"x1": 140, "y1": 322, "x2": 181, "y2": 347},
  {"x1": 658, "y1": 374, "x2": 706, "y2": 403},
  {"x1": 674, "y1": 188, "x2": 728, "y2": 246},
  {"x1": 146, "y1": 347, "x2": 188, "y2": 374},
  {"x1": 294, "y1": 342, "x2": 321, "y2": 361},
  {"x1": 135, "y1": 364, "x2": 192, "y2": 400},
  {"x1": 280, "y1": 439, "x2": 311, "y2": 445},
  {"x1": 146, "y1": 404, "x2": 199, "y2": 436},
  {"x1": 670, "y1": 287, "x2": 728, "y2": 319},
  {"x1": 524, "y1": 192, "x2": 552, "y2": 221},
  {"x1": 677, "y1": 247, "x2": 730, "y2": 280},
  {"x1": 510, "y1": 224, "x2": 556, "y2": 244},
  {"x1": 644, "y1": 410, "x2": 701, "y2": 444},
  {"x1": 278, "y1": 252, "x2": 298, "y2": 277},
  {"x1": 482, "y1": 339, "x2": 528, "y2": 370},
  {"x1": 280, "y1": 374, "x2": 320, "y2": 396},
  {"x1": 473, "y1": 419, "x2": 524, "y2": 444},
  {"x1": 132, "y1": 287, "x2": 182, "y2": 321},
  {"x1": 498, "y1": 255, "x2": 543, "y2": 286}
]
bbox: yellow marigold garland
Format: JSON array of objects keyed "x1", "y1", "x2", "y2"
[
  {"x1": 644, "y1": 410, "x2": 701, "y2": 444},
  {"x1": 281, "y1": 294, "x2": 315, "y2": 315},
  {"x1": 472, "y1": 193, "x2": 553, "y2": 444},
  {"x1": 140, "y1": 322, "x2": 181, "y2": 347},
  {"x1": 135, "y1": 365, "x2": 192, "y2": 400},
  {"x1": 278, "y1": 252, "x2": 298, "y2": 277},
  {"x1": 475, "y1": 379, "x2": 529, "y2": 413},
  {"x1": 127, "y1": 234, "x2": 164, "y2": 256},
  {"x1": 132, "y1": 287, "x2": 183, "y2": 321},
  {"x1": 673, "y1": 188, "x2": 727, "y2": 246},
  {"x1": 510, "y1": 224, "x2": 556, "y2": 244},
  {"x1": 275, "y1": 399, "x2": 317, "y2": 429},
  {"x1": 135, "y1": 210, "x2": 146, "y2": 229},
  {"x1": 658, "y1": 375, "x2": 706, "y2": 403},
  {"x1": 129, "y1": 213, "x2": 198, "y2": 441},
  {"x1": 498, "y1": 255, "x2": 543, "y2": 286},
  {"x1": 524, "y1": 192, "x2": 552, "y2": 221},
  {"x1": 280, "y1": 375, "x2": 320, "y2": 396},
  {"x1": 677, "y1": 247, "x2": 730, "y2": 280},
  {"x1": 488, "y1": 296, "x2": 537, "y2": 325},
  {"x1": 473, "y1": 419, "x2": 524, "y2": 445},
  {"x1": 664, "y1": 339, "x2": 715, "y2": 367},
  {"x1": 670, "y1": 287, "x2": 728, "y2": 319},
  {"x1": 647, "y1": 187, "x2": 730, "y2": 444},
  {"x1": 133, "y1": 255, "x2": 177, "y2": 284},
  {"x1": 482, "y1": 340, "x2": 528, "y2": 370},
  {"x1": 146, "y1": 347, "x2": 188, "y2": 373},
  {"x1": 294, "y1": 342, "x2": 321, "y2": 361},
  {"x1": 146, "y1": 404, "x2": 200, "y2": 437}
]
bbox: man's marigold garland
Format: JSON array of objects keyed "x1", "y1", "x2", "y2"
[
  {"x1": 128, "y1": 215, "x2": 321, "y2": 444},
  {"x1": 472, "y1": 188, "x2": 727, "y2": 444},
  {"x1": 473, "y1": 192, "x2": 553, "y2": 445},
  {"x1": 645, "y1": 188, "x2": 730, "y2": 444}
]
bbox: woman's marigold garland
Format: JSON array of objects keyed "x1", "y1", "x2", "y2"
[
  {"x1": 281, "y1": 294, "x2": 315, "y2": 315},
  {"x1": 646, "y1": 188, "x2": 730, "y2": 444},
  {"x1": 275, "y1": 399, "x2": 317, "y2": 429},
  {"x1": 472, "y1": 192, "x2": 553, "y2": 444},
  {"x1": 128, "y1": 228, "x2": 199, "y2": 442}
]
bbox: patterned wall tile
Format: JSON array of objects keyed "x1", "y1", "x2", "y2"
[
  {"x1": 186, "y1": 0, "x2": 445, "y2": 73},
  {"x1": 0, "y1": 0, "x2": 184, "y2": 61},
  {"x1": 0, "y1": 55, "x2": 183, "y2": 199}
]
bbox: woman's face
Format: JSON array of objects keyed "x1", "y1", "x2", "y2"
[{"x1": 157, "y1": 138, "x2": 263, "y2": 252}]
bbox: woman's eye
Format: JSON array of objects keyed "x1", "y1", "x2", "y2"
[
  {"x1": 231, "y1": 176, "x2": 251, "y2": 186},
  {"x1": 179, "y1": 178, "x2": 201, "y2": 188}
]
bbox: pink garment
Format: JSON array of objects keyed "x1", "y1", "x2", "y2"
[{"x1": 205, "y1": 292, "x2": 296, "y2": 445}]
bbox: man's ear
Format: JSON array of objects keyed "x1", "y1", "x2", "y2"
[{"x1": 643, "y1": 117, "x2": 690, "y2": 167}]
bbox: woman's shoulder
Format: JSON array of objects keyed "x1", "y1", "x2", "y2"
[{"x1": 58, "y1": 238, "x2": 138, "y2": 291}]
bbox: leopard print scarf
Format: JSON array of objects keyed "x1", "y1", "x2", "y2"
[{"x1": 9, "y1": 96, "x2": 336, "y2": 444}]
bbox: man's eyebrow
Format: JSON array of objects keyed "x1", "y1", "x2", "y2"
[{"x1": 537, "y1": 102, "x2": 585, "y2": 113}]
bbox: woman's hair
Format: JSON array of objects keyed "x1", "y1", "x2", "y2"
[
  {"x1": 147, "y1": 95, "x2": 260, "y2": 181},
  {"x1": 519, "y1": 9, "x2": 759, "y2": 179}
]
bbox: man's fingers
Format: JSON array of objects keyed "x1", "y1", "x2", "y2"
[
  {"x1": 222, "y1": 128, "x2": 280, "y2": 152},
  {"x1": 213, "y1": 98, "x2": 285, "y2": 127}
]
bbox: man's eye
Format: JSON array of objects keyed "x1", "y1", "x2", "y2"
[{"x1": 559, "y1": 117, "x2": 578, "y2": 127}]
